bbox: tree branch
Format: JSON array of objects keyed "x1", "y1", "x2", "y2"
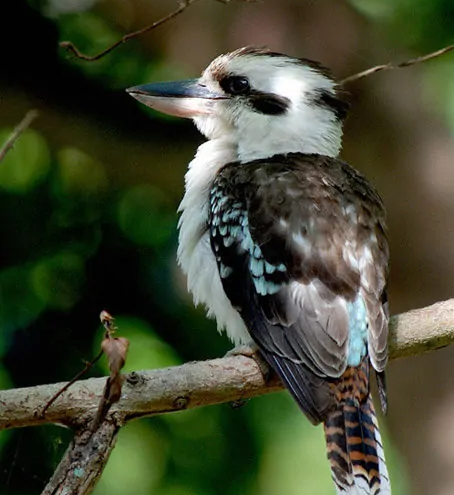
[
  {"x1": 60, "y1": 0, "x2": 254, "y2": 61},
  {"x1": 0, "y1": 110, "x2": 39, "y2": 163},
  {"x1": 388, "y1": 298, "x2": 454, "y2": 358},
  {"x1": 2, "y1": 299, "x2": 454, "y2": 433},
  {"x1": 60, "y1": 0, "x2": 201, "y2": 61},
  {"x1": 2, "y1": 299, "x2": 454, "y2": 495},
  {"x1": 41, "y1": 420, "x2": 119, "y2": 495},
  {"x1": 340, "y1": 44, "x2": 454, "y2": 85}
]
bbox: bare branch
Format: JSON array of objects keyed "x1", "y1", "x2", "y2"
[
  {"x1": 0, "y1": 110, "x2": 39, "y2": 163},
  {"x1": 40, "y1": 351, "x2": 103, "y2": 418},
  {"x1": 2, "y1": 299, "x2": 454, "y2": 433},
  {"x1": 0, "y1": 354, "x2": 281, "y2": 431},
  {"x1": 340, "y1": 44, "x2": 454, "y2": 85},
  {"x1": 59, "y1": 0, "x2": 258, "y2": 61},
  {"x1": 388, "y1": 298, "x2": 454, "y2": 358},
  {"x1": 60, "y1": 0, "x2": 202, "y2": 61}
]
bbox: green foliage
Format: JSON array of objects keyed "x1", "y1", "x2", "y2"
[
  {"x1": 0, "y1": 129, "x2": 50, "y2": 193},
  {"x1": 56, "y1": 147, "x2": 107, "y2": 196},
  {"x1": 0, "y1": 265, "x2": 46, "y2": 339},
  {"x1": 56, "y1": 12, "x2": 145, "y2": 88},
  {"x1": 349, "y1": 0, "x2": 454, "y2": 49},
  {"x1": 117, "y1": 185, "x2": 175, "y2": 248},
  {"x1": 348, "y1": 0, "x2": 454, "y2": 137},
  {"x1": 95, "y1": 422, "x2": 169, "y2": 495},
  {"x1": 31, "y1": 251, "x2": 86, "y2": 309}
]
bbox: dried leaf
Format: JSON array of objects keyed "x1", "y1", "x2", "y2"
[
  {"x1": 101, "y1": 336, "x2": 129, "y2": 375},
  {"x1": 93, "y1": 313, "x2": 130, "y2": 430}
]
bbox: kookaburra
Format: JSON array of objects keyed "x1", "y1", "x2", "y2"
[{"x1": 128, "y1": 46, "x2": 391, "y2": 495}]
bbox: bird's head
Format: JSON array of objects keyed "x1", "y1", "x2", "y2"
[{"x1": 128, "y1": 47, "x2": 348, "y2": 161}]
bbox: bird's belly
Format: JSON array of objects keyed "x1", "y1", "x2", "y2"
[{"x1": 180, "y1": 230, "x2": 251, "y2": 345}]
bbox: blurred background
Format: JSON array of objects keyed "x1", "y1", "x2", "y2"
[{"x1": 1, "y1": 0, "x2": 454, "y2": 494}]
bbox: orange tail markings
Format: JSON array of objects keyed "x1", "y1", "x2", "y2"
[{"x1": 324, "y1": 363, "x2": 391, "y2": 494}]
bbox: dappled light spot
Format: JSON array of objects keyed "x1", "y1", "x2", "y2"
[
  {"x1": 117, "y1": 184, "x2": 175, "y2": 248},
  {"x1": 0, "y1": 266, "x2": 45, "y2": 342},
  {"x1": 94, "y1": 422, "x2": 168, "y2": 495},
  {"x1": 30, "y1": 252, "x2": 85, "y2": 310},
  {"x1": 0, "y1": 129, "x2": 50, "y2": 193},
  {"x1": 163, "y1": 405, "x2": 227, "y2": 455},
  {"x1": 56, "y1": 147, "x2": 108, "y2": 195}
]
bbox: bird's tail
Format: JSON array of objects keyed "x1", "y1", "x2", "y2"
[{"x1": 324, "y1": 394, "x2": 391, "y2": 494}]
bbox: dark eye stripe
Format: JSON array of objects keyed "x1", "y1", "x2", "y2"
[
  {"x1": 311, "y1": 90, "x2": 349, "y2": 121},
  {"x1": 249, "y1": 91, "x2": 290, "y2": 115}
]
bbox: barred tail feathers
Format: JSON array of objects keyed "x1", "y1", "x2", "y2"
[{"x1": 324, "y1": 395, "x2": 390, "y2": 494}]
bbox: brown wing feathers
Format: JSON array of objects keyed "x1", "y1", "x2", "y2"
[{"x1": 209, "y1": 152, "x2": 390, "y2": 494}]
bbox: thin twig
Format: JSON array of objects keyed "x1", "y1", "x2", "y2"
[
  {"x1": 39, "y1": 351, "x2": 103, "y2": 418},
  {"x1": 340, "y1": 44, "x2": 454, "y2": 85},
  {"x1": 0, "y1": 110, "x2": 39, "y2": 163},
  {"x1": 59, "y1": 0, "x2": 202, "y2": 61},
  {"x1": 40, "y1": 312, "x2": 123, "y2": 418}
]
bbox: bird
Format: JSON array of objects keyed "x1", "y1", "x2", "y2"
[{"x1": 127, "y1": 46, "x2": 391, "y2": 495}]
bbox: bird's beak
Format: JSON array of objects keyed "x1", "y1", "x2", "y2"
[{"x1": 126, "y1": 79, "x2": 226, "y2": 118}]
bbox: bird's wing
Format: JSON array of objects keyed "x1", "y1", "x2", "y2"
[{"x1": 209, "y1": 154, "x2": 389, "y2": 423}]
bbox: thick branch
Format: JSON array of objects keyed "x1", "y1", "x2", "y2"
[
  {"x1": 388, "y1": 298, "x2": 454, "y2": 358},
  {"x1": 42, "y1": 420, "x2": 119, "y2": 495},
  {"x1": 2, "y1": 299, "x2": 454, "y2": 432},
  {"x1": 0, "y1": 355, "x2": 281, "y2": 431}
]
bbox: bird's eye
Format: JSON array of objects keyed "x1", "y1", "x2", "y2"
[{"x1": 220, "y1": 76, "x2": 250, "y2": 95}]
